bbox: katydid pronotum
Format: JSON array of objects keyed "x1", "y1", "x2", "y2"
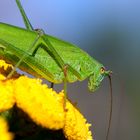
[{"x1": 0, "y1": 0, "x2": 113, "y2": 140}]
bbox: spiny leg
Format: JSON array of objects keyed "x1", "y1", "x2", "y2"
[
  {"x1": 16, "y1": 0, "x2": 55, "y2": 88},
  {"x1": 16, "y1": 0, "x2": 82, "y2": 109},
  {"x1": 5, "y1": 0, "x2": 34, "y2": 79}
]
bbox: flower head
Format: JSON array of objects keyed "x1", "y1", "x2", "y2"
[
  {"x1": 0, "y1": 80, "x2": 15, "y2": 112},
  {"x1": 0, "y1": 59, "x2": 93, "y2": 140},
  {"x1": 14, "y1": 76, "x2": 65, "y2": 130},
  {"x1": 0, "y1": 60, "x2": 15, "y2": 112}
]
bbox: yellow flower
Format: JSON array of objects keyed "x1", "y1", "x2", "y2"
[
  {"x1": 0, "y1": 60, "x2": 15, "y2": 112},
  {"x1": 63, "y1": 97, "x2": 93, "y2": 140},
  {"x1": 0, "y1": 60, "x2": 13, "y2": 71},
  {"x1": 0, "y1": 80, "x2": 15, "y2": 112},
  {"x1": 0, "y1": 117, "x2": 14, "y2": 140},
  {"x1": 14, "y1": 76, "x2": 93, "y2": 139},
  {"x1": 0, "y1": 60, "x2": 13, "y2": 80},
  {"x1": 14, "y1": 76, "x2": 65, "y2": 130},
  {"x1": 0, "y1": 59, "x2": 93, "y2": 140}
]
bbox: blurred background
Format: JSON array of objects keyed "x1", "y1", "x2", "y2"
[{"x1": 0, "y1": 0, "x2": 140, "y2": 140}]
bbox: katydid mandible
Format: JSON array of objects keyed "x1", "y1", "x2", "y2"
[{"x1": 0, "y1": 0, "x2": 112, "y2": 140}]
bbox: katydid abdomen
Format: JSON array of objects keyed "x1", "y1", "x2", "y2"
[{"x1": 0, "y1": 22, "x2": 109, "y2": 92}]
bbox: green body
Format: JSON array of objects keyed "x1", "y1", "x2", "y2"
[
  {"x1": 0, "y1": 0, "x2": 111, "y2": 92},
  {"x1": 0, "y1": 1, "x2": 112, "y2": 140},
  {"x1": 0, "y1": 22, "x2": 105, "y2": 90}
]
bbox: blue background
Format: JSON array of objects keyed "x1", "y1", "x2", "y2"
[{"x1": 0, "y1": 0, "x2": 140, "y2": 140}]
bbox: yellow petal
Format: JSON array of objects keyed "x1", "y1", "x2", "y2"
[{"x1": 0, "y1": 117, "x2": 14, "y2": 140}]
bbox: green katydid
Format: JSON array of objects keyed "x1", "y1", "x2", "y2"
[{"x1": 0, "y1": 0, "x2": 113, "y2": 140}]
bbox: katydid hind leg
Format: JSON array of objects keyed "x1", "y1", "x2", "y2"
[
  {"x1": 7, "y1": 0, "x2": 34, "y2": 78},
  {"x1": 16, "y1": 0, "x2": 82, "y2": 84},
  {"x1": 16, "y1": 0, "x2": 33, "y2": 30},
  {"x1": 15, "y1": 0, "x2": 57, "y2": 89},
  {"x1": 15, "y1": 0, "x2": 81, "y2": 107},
  {"x1": 15, "y1": 0, "x2": 81, "y2": 80}
]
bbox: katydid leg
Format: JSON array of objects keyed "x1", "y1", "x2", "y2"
[
  {"x1": 50, "y1": 82, "x2": 54, "y2": 88},
  {"x1": 6, "y1": 33, "x2": 41, "y2": 79},
  {"x1": 16, "y1": 0, "x2": 82, "y2": 80},
  {"x1": 63, "y1": 65, "x2": 68, "y2": 110},
  {"x1": 6, "y1": 0, "x2": 35, "y2": 78},
  {"x1": 16, "y1": 0, "x2": 82, "y2": 89},
  {"x1": 16, "y1": 0, "x2": 81, "y2": 106},
  {"x1": 16, "y1": 0, "x2": 57, "y2": 88},
  {"x1": 16, "y1": 0, "x2": 33, "y2": 30}
]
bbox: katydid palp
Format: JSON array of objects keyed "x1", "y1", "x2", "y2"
[{"x1": 0, "y1": 0, "x2": 113, "y2": 140}]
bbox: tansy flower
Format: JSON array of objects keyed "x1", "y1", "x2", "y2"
[
  {"x1": 0, "y1": 79, "x2": 15, "y2": 112},
  {"x1": 14, "y1": 76, "x2": 65, "y2": 130},
  {"x1": 0, "y1": 60, "x2": 13, "y2": 80},
  {"x1": 0, "y1": 60, "x2": 13, "y2": 71},
  {"x1": 63, "y1": 99, "x2": 93, "y2": 140},
  {"x1": 0, "y1": 60, "x2": 15, "y2": 112},
  {"x1": 0, "y1": 59, "x2": 93, "y2": 140},
  {"x1": 0, "y1": 117, "x2": 14, "y2": 140}
]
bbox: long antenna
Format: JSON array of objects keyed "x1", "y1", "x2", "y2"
[{"x1": 106, "y1": 74, "x2": 113, "y2": 140}]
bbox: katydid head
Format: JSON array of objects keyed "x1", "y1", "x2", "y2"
[
  {"x1": 88, "y1": 66, "x2": 112, "y2": 92},
  {"x1": 88, "y1": 66, "x2": 113, "y2": 140}
]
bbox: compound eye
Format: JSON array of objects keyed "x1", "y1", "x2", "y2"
[{"x1": 100, "y1": 67, "x2": 105, "y2": 74}]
